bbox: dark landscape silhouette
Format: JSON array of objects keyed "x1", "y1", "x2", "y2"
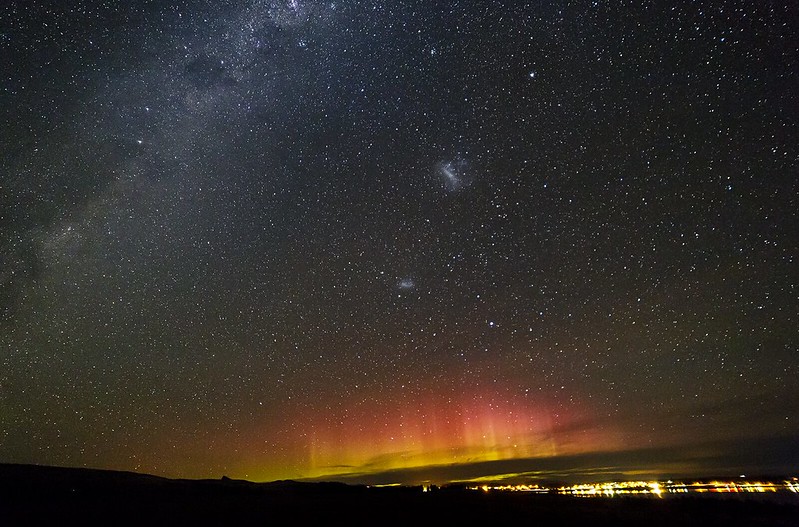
[{"x1": 3, "y1": 463, "x2": 798, "y2": 526}]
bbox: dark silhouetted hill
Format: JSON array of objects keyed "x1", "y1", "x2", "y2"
[{"x1": 1, "y1": 463, "x2": 797, "y2": 526}]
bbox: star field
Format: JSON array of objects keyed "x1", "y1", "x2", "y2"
[{"x1": 1, "y1": 1, "x2": 797, "y2": 483}]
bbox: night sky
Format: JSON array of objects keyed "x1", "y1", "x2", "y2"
[{"x1": 1, "y1": 1, "x2": 797, "y2": 484}]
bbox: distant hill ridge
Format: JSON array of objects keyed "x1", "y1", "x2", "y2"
[{"x1": 2, "y1": 462, "x2": 797, "y2": 526}]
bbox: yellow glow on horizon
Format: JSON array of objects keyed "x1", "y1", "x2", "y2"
[
  {"x1": 287, "y1": 392, "x2": 618, "y2": 481},
  {"x1": 234, "y1": 386, "x2": 627, "y2": 483}
]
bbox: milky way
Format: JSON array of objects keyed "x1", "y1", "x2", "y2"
[{"x1": 1, "y1": 1, "x2": 797, "y2": 483}]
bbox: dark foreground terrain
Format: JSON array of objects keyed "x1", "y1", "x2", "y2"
[{"x1": 1, "y1": 464, "x2": 797, "y2": 526}]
